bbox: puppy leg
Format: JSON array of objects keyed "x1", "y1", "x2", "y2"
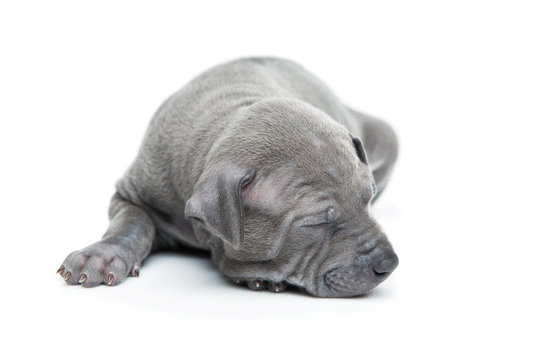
[{"x1": 57, "y1": 193, "x2": 155, "y2": 287}]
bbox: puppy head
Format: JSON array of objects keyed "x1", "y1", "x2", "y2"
[{"x1": 185, "y1": 99, "x2": 398, "y2": 297}]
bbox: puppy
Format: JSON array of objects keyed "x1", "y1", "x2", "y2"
[{"x1": 57, "y1": 57, "x2": 399, "y2": 297}]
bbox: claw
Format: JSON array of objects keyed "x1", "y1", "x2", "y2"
[
  {"x1": 56, "y1": 266, "x2": 65, "y2": 275},
  {"x1": 268, "y1": 282, "x2": 287, "y2": 293},
  {"x1": 107, "y1": 274, "x2": 114, "y2": 285},
  {"x1": 132, "y1": 267, "x2": 140, "y2": 277},
  {"x1": 78, "y1": 274, "x2": 87, "y2": 284},
  {"x1": 247, "y1": 279, "x2": 266, "y2": 291},
  {"x1": 64, "y1": 271, "x2": 72, "y2": 281}
]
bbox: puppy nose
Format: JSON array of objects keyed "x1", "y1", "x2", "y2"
[{"x1": 373, "y1": 253, "x2": 399, "y2": 275}]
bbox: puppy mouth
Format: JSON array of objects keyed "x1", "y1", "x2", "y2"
[{"x1": 323, "y1": 267, "x2": 382, "y2": 297}]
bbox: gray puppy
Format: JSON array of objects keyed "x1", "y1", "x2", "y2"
[{"x1": 57, "y1": 57, "x2": 399, "y2": 297}]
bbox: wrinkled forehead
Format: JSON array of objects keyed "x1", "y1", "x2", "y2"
[
  {"x1": 243, "y1": 160, "x2": 374, "y2": 218},
  {"x1": 242, "y1": 165, "x2": 309, "y2": 215}
]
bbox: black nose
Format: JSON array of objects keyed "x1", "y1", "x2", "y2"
[{"x1": 373, "y1": 253, "x2": 399, "y2": 275}]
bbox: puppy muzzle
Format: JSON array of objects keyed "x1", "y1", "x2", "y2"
[{"x1": 324, "y1": 250, "x2": 398, "y2": 296}]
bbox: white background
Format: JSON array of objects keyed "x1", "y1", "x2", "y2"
[{"x1": 1, "y1": 1, "x2": 539, "y2": 359}]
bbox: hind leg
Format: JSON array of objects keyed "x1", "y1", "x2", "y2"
[
  {"x1": 57, "y1": 193, "x2": 156, "y2": 287},
  {"x1": 347, "y1": 108, "x2": 399, "y2": 201}
]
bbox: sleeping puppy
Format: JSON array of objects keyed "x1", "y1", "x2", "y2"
[{"x1": 57, "y1": 57, "x2": 399, "y2": 297}]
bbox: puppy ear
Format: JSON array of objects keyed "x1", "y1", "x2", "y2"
[
  {"x1": 350, "y1": 134, "x2": 369, "y2": 165},
  {"x1": 185, "y1": 166, "x2": 256, "y2": 250}
]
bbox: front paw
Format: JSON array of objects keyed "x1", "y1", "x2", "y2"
[
  {"x1": 232, "y1": 278, "x2": 288, "y2": 293},
  {"x1": 57, "y1": 243, "x2": 140, "y2": 287}
]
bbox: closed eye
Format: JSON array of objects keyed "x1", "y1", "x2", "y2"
[
  {"x1": 331, "y1": 223, "x2": 345, "y2": 236},
  {"x1": 302, "y1": 222, "x2": 344, "y2": 236}
]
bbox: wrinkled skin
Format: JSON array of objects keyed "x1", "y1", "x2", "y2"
[{"x1": 58, "y1": 57, "x2": 399, "y2": 297}]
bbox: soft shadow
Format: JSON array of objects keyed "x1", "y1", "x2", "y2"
[{"x1": 141, "y1": 246, "x2": 395, "y2": 300}]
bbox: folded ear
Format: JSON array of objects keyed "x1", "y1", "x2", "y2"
[
  {"x1": 185, "y1": 165, "x2": 256, "y2": 250},
  {"x1": 350, "y1": 134, "x2": 369, "y2": 166}
]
